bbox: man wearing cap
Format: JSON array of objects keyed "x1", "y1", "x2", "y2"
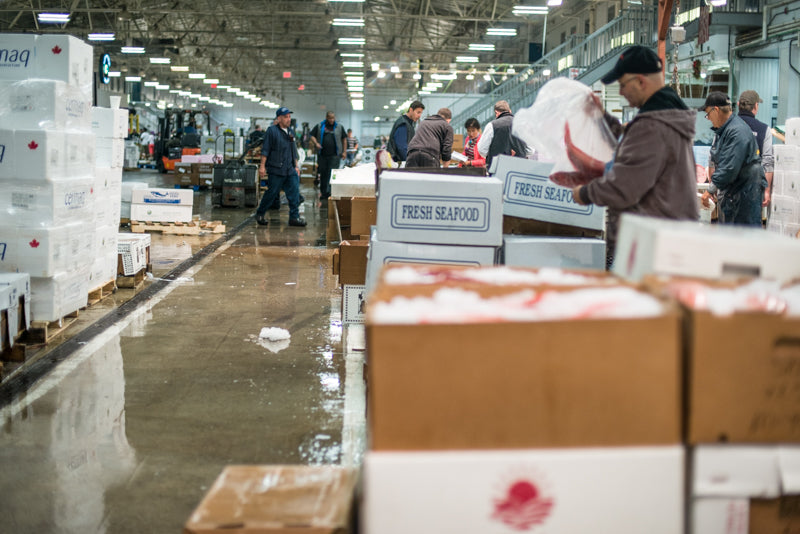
[
  {"x1": 699, "y1": 92, "x2": 766, "y2": 226},
  {"x1": 255, "y1": 107, "x2": 306, "y2": 227},
  {"x1": 737, "y1": 90, "x2": 774, "y2": 208},
  {"x1": 571, "y1": 45, "x2": 698, "y2": 267}
]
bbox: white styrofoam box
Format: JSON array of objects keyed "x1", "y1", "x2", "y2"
[
  {"x1": 0, "y1": 34, "x2": 37, "y2": 81},
  {"x1": 766, "y1": 219, "x2": 781, "y2": 235},
  {"x1": 121, "y1": 181, "x2": 148, "y2": 202},
  {"x1": 0, "y1": 176, "x2": 95, "y2": 226},
  {"x1": 691, "y1": 498, "x2": 750, "y2": 534},
  {"x1": 0, "y1": 285, "x2": 14, "y2": 346},
  {"x1": 770, "y1": 194, "x2": 800, "y2": 224},
  {"x1": 131, "y1": 188, "x2": 194, "y2": 206},
  {"x1": 118, "y1": 234, "x2": 150, "y2": 275},
  {"x1": 102, "y1": 196, "x2": 122, "y2": 227},
  {"x1": 773, "y1": 170, "x2": 785, "y2": 196},
  {"x1": 66, "y1": 131, "x2": 96, "y2": 174},
  {"x1": 6, "y1": 129, "x2": 67, "y2": 179},
  {"x1": 94, "y1": 165, "x2": 123, "y2": 192},
  {"x1": 343, "y1": 284, "x2": 367, "y2": 324},
  {"x1": 95, "y1": 136, "x2": 124, "y2": 168},
  {"x1": 494, "y1": 155, "x2": 607, "y2": 232},
  {"x1": 91, "y1": 106, "x2": 128, "y2": 139},
  {"x1": 103, "y1": 250, "x2": 118, "y2": 282},
  {"x1": 786, "y1": 117, "x2": 800, "y2": 147},
  {"x1": 89, "y1": 256, "x2": 107, "y2": 289},
  {"x1": 129, "y1": 203, "x2": 193, "y2": 223},
  {"x1": 0, "y1": 79, "x2": 91, "y2": 131},
  {"x1": 33, "y1": 35, "x2": 93, "y2": 99},
  {"x1": 180, "y1": 154, "x2": 215, "y2": 164},
  {"x1": 783, "y1": 222, "x2": 800, "y2": 239},
  {"x1": 503, "y1": 235, "x2": 606, "y2": 270},
  {"x1": 376, "y1": 170, "x2": 503, "y2": 246},
  {"x1": 783, "y1": 171, "x2": 800, "y2": 198},
  {"x1": 30, "y1": 268, "x2": 89, "y2": 322},
  {"x1": 331, "y1": 163, "x2": 377, "y2": 197},
  {"x1": 124, "y1": 142, "x2": 139, "y2": 168},
  {"x1": 0, "y1": 221, "x2": 93, "y2": 277},
  {"x1": 0, "y1": 128, "x2": 14, "y2": 179},
  {"x1": 613, "y1": 213, "x2": 800, "y2": 282},
  {"x1": 0, "y1": 272, "x2": 31, "y2": 334},
  {"x1": 93, "y1": 224, "x2": 118, "y2": 259},
  {"x1": 366, "y1": 231, "x2": 497, "y2": 293},
  {"x1": 774, "y1": 144, "x2": 800, "y2": 172},
  {"x1": 363, "y1": 447, "x2": 684, "y2": 534}
]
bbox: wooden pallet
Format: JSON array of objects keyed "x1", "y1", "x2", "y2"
[
  {"x1": 117, "y1": 268, "x2": 147, "y2": 289},
  {"x1": 130, "y1": 219, "x2": 226, "y2": 235},
  {"x1": 87, "y1": 279, "x2": 117, "y2": 307},
  {"x1": 2, "y1": 311, "x2": 82, "y2": 362}
]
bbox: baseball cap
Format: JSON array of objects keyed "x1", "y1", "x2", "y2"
[
  {"x1": 738, "y1": 90, "x2": 763, "y2": 106},
  {"x1": 698, "y1": 92, "x2": 731, "y2": 111},
  {"x1": 601, "y1": 45, "x2": 663, "y2": 84},
  {"x1": 275, "y1": 106, "x2": 293, "y2": 117}
]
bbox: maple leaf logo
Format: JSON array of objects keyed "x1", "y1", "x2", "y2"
[
  {"x1": 29, "y1": 239, "x2": 40, "y2": 248},
  {"x1": 52, "y1": 45, "x2": 62, "y2": 55},
  {"x1": 28, "y1": 140, "x2": 38, "y2": 150}
]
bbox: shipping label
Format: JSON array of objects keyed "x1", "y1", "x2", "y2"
[
  {"x1": 504, "y1": 170, "x2": 597, "y2": 216},
  {"x1": 390, "y1": 194, "x2": 491, "y2": 232}
]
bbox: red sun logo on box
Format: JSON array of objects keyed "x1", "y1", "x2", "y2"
[
  {"x1": 28, "y1": 140, "x2": 39, "y2": 150},
  {"x1": 52, "y1": 45, "x2": 62, "y2": 55},
  {"x1": 491, "y1": 479, "x2": 554, "y2": 531},
  {"x1": 29, "y1": 239, "x2": 40, "y2": 248}
]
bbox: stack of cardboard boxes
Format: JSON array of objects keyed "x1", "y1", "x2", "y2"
[
  {"x1": 768, "y1": 117, "x2": 800, "y2": 237},
  {"x1": 0, "y1": 34, "x2": 100, "y2": 322}
]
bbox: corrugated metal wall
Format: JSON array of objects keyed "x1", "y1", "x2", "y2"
[{"x1": 736, "y1": 58, "x2": 779, "y2": 126}]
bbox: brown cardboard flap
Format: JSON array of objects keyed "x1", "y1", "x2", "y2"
[
  {"x1": 338, "y1": 241, "x2": 369, "y2": 286},
  {"x1": 331, "y1": 250, "x2": 340, "y2": 276},
  {"x1": 349, "y1": 197, "x2": 376, "y2": 236},
  {"x1": 749, "y1": 497, "x2": 800, "y2": 533}
]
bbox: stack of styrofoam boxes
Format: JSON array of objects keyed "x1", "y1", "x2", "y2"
[
  {"x1": 121, "y1": 181, "x2": 149, "y2": 221},
  {"x1": 130, "y1": 188, "x2": 194, "y2": 223},
  {"x1": 362, "y1": 264, "x2": 685, "y2": 533},
  {"x1": 367, "y1": 170, "x2": 503, "y2": 296},
  {"x1": 492, "y1": 155, "x2": 607, "y2": 271},
  {"x1": 768, "y1": 117, "x2": 800, "y2": 238},
  {"x1": 0, "y1": 34, "x2": 96, "y2": 323},
  {"x1": 91, "y1": 106, "x2": 128, "y2": 289}
]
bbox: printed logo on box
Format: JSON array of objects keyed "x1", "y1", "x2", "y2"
[
  {"x1": 0, "y1": 144, "x2": 5, "y2": 162},
  {"x1": 143, "y1": 191, "x2": 183, "y2": 204},
  {"x1": 343, "y1": 284, "x2": 367, "y2": 324},
  {"x1": 504, "y1": 170, "x2": 596, "y2": 216},
  {"x1": 0, "y1": 242, "x2": 6, "y2": 261},
  {"x1": 390, "y1": 194, "x2": 491, "y2": 232},
  {"x1": 0, "y1": 47, "x2": 33, "y2": 69},
  {"x1": 491, "y1": 471, "x2": 554, "y2": 531}
]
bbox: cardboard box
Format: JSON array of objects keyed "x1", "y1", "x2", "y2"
[
  {"x1": 503, "y1": 235, "x2": 606, "y2": 270},
  {"x1": 338, "y1": 240, "x2": 369, "y2": 286},
  {"x1": 366, "y1": 233, "x2": 498, "y2": 293},
  {"x1": 365, "y1": 289, "x2": 681, "y2": 450},
  {"x1": 495, "y1": 155, "x2": 606, "y2": 232},
  {"x1": 451, "y1": 133, "x2": 465, "y2": 153},
  {"x1": 376, "y1": 170, "x2": 503, "y2": 246},
  {"x1": 183, "y1": 465, "x2": 358, "y2": 534},
  {"x1": 613, "y1": 213, "x2": 800, "y2": 282},
  {"x1": 342, "y1": 284, "x2": 367, "y2": 324},
  {"x1": 131, "y1": 188, "x2": 194, "y2": 206},
  {"x1": 30, "y1": 268, "x2": 89, "y2": 322},
  {"x1": 690, "y1": 445, "x2": 800, "y2": 534},
  {"x1": 349, "y1": 196, "x2": 376, "y2": 236},
  {"x1": 364, "y1": 447, "x2": 684, "y2": 534},
  {"x1": 685, "y1": 307, "x2": 800, "y2": 443}
]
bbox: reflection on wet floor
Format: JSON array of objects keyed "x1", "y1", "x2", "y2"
[{"x1": 0, "y1": 171, "x2": 365, "y2": 533}]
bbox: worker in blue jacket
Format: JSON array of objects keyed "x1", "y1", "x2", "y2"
[{"x1": 255, "y1": 107, "x2": 306, "y2": 227}]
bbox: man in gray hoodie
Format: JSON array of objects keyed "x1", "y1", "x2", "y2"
[{"x1": 572, "y1": 45, "x2": 698, "y2": 267}]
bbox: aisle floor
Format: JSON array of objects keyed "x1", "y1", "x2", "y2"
[{"x1": 0, "y1": 171, "x2": 367, "y2": 533}]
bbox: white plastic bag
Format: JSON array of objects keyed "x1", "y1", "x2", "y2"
[{"x1": 512, "y1": 78, "x2": 618, "y2": 188}]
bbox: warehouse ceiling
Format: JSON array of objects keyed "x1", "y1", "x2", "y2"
[{"x1": 0, "y1": 0, "x2": 558, "y2": 110}]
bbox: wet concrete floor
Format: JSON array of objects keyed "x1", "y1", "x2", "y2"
[{"x1": 0, "y1": 170, "x2": 366, "y2": 533}]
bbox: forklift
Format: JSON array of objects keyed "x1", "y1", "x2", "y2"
[
  {"x1": 153, "y1": 109, "x2": 211, "y2": 173},
  {"x1": 211, "y1": 130, "x2": 261, "y2": 208}
]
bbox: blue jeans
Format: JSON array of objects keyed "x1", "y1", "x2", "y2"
[{"x1": 256, "y1": 170, "x2": 300, "y2": 220}]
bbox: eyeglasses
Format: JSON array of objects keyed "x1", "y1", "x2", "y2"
[
  {"x1": 704, "y1": 107, "x2": 717, "y2": 120},
  {"x1": 618, "y1": 75, "x2": 639, "y2": 90}
]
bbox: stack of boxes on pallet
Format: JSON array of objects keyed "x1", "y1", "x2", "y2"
[
  {"x1": 130, "y1": 188, "x2": 194, "y2": 223},
  {"x1": 0, "y1": 273, "x2": 31, "y2": 351},
  {"x1": 0, "y1": 34, "x2": 101, "y2": 322},
  {"x1": 768, "y1": 117, "x2": 800, "y2": 237},
  {"x1": 91, "y1": 106, "x2": 127, "y2": 290}
]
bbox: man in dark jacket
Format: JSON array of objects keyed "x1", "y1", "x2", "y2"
[
  {"x1": 477, "y1": 100, "x2": 528, "y2": 169},
  {"x1": 387, "y1": 100, "x2": 424, "y2": 162},
  {"x1": 571, "y1": 45, "x2": 698, "y2": 267},
  {"x1": 310, "y1": 111, "x2": 347, "y2": 200},
  {"x1": 405, "y1": 108, "x2": 454, "y2": 168},
  {"x1": 700, "y1": 92, "x2": 766, "y2": 226},
  {"x1": 255, "y1": 107, "x2": 306, "y2": 227},
  {"x1": 737, "y1": 90, "x2": 774, "y2": 208}
]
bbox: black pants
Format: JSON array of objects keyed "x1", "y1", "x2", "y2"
[
  {"x1": 405, "y1": 151, "x2": 439, "y2": 169},
  {"x1": 318, "y1": 155, "x2": 340, "y2": 199}
]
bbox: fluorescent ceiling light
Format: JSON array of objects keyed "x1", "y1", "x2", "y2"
[
  {"x1": 203, "y1": 78, "x2": 220, "y2": 84},
  {"x1": 542, "y1": 68, "x2": 551, "y2": 75},
  {"x1": 338, "y1": 38, "x2": 366, "y2": 45},
  {"x1": 38, "y1": 13, "x2": 70, "y2": 23},
  {"x1": 190, "y1": 93, "x2": 201, "y2": 98},
  {"x1": 350, "y1": 92, "x2": 364, "y2": 98},
  {"x1": 412, "y1": 73, "x2": 422, "y2": 80},
  {"x1": 483, "y1": 74, "x2": 492, "y2": 81},
  {"x1": 709, "y1": 0, "x2": 726, "y2": 5},
  {"x1": 144, "y1": 81, "x2": 159, "y2": 87},
  {"x1": 456, "y1": 56, "x2": 480, "y2": 63},
  {"x1": 371, "y1": 63, "x2": 380, "y2": 71},
  {"x1": 547, "y1": 0, "x2": 563, "y2": 5},
  {"x1": 332, "y1": 18, "x2": 365, "y2": 26},
  {"x1": 227, "y1": 87, "x2": 240, "y2": 93},
  {"x1": 108, "y1": 71, "x2": 121, "y2": 78},
  {"x1": 432, "y1": 73, "x2": 457, "y2": 80},
  {"x1": 508, "y1": 67, "x2": 517, "y2": 74},
  {"x1": 513, "y1": 6, "x2": 549, "y2": 14},
  {"x1": 121, "y1": 46, "x2": 146, "y2": 54},
  {"x1": 351, "y1": 99, "x2": 364, "y2": 110},
  {"x1": 169, "y1": 89, "x2": 180, "y2": 94},
  {"x1": 125, "y1": 76, "x2": 142, "y2": 82},
  {"x1": 425, "y1": 82, "x2": 443, "y2": 88},
  {"x1": 330, "y1": 0, "x2": 365, "y2": 2},
  {"x1": 390, "y1": 66, "x2": 400, "y2": 73},
  {"x1": 469, "y1": 44, "x2": 496, "y2": 51},
  {"x1": 188, "y1": 73, "x2": 206, "y2": 79},
  {"x1": 341, "y1": 53, "x2": 364, "y2": 57},
  {"x1": 342, "y1": 61, "x2": 364, "y2": 68},
  {"x1": 466, "y1": 74, "x2": 475, "y2": 80},
  {"x1": 377, "y1": 71, "x2": 387, "y2": 78},
  {"x1": 419, "y1": 90, "x2": 432, "y2": 95},
  {"x1": 346, "y1": 76, "x2": 365, "y2": 82},
  {"x1": 217, "y1": 85, "x2": 230, "y2": 89},
  {"x1": 149, "y1": 57, "x2": 171, "y2": 64},
  {"x1": 156, "y1": 84, "x2": 170, "y2": 90},
  {"x1": 88, "y1": 33, "x2": 115, "y2": 41},
  {"x1": 487, "y1": 28, "x2": 517, "y2": 36},
  {"x1": 199, "y1": 96, "x2": 211, "y2": 102},
  {"x1": 390, "y1": 99, "x2": 397, "y2": 104},
  {"x1": 170, "y1": 66, "x2": 190, "y2": 72},
  {"x1": 344, "y1": 71, "x2": 363, "y2": 76}
]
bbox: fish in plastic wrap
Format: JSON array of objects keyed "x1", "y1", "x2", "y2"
[{"x1": 513, "y1": 78, "x2": 617, "y2": 188}]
